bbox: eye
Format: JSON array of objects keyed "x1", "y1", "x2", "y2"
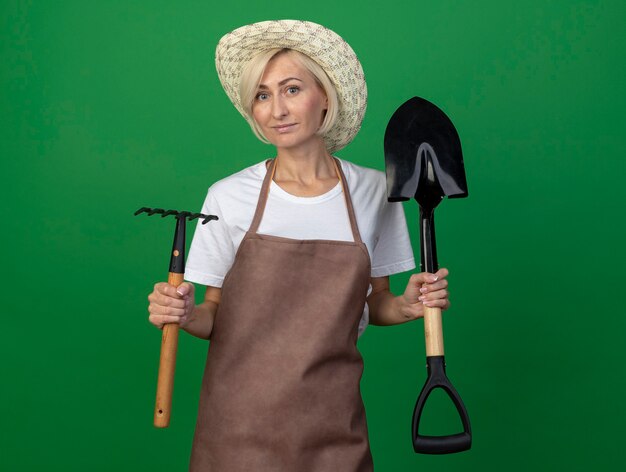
[
  {"x1": 286, "y1": 86, "x2": 300, "y2": 95},
  {"x1": 255, "y1": 92, "x2": 269, "y2": 101}
]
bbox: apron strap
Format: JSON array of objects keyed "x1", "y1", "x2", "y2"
[
  {"x1": 331, "y1": 157, "x2": 364, "y2": 244},
  {"x1": 248, "y1": 157, "x2": 364, "y2": 244},
  {"x1": 247, "y1": 159, "x2": 276, "y2": 235}
]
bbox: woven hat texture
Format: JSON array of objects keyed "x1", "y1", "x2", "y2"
[{"x1": 215, "y1": 20, "x2": 367, "y2": 153}]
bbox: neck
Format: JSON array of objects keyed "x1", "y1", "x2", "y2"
[{"x1": 274, "y1": 137, "x2": 335, "y2": 184}]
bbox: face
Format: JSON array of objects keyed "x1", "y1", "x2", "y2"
[{"x1": 251, "y1": 52, "x2": 328, "y2": 150}]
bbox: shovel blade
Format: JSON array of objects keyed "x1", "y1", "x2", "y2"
[{"x1": 385, "y1": 97, "x2": 468, "y2": 202}]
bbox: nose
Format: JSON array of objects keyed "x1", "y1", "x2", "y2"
[{"x1": 271, "y1": 95, "x2": 288, "y2": 119}]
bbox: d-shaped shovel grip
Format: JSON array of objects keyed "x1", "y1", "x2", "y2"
[{"x1": 412, "y1": 355, "x2": 472, "y2": 454}]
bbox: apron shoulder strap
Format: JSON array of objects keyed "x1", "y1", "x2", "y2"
[
  {"x1": 248, "y1": 159, "x2": 276, "y2": 234},
  {"x1": 331, "y1": 157, "x2": 364, "y2": 244}
]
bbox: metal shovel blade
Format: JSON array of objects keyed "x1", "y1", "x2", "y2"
[{"x1": 384, "y1": 97, "x2": 468, "y2": 203}]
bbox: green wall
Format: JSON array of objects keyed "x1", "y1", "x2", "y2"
[{"x1": 2, "y1": 1, "x2": 625, "y2": 470}]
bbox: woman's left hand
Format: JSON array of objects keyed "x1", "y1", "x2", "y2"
[{"x1": 398, "y1": 268, "x2": 450, "y2": 321}]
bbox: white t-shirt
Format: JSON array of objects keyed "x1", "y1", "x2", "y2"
[{"x1": 185, "y1": 157, "x2": 416, "y2": 336}]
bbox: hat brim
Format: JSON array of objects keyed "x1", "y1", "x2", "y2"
[{"x1": 215, "y1": 20, "x2": 367, "y2": 153}]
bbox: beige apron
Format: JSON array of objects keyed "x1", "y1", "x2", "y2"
[{"x1": 190, "y1": 157, "x2": 374, "y2": 471}]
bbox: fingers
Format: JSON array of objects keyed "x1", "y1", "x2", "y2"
[
  {"x1": 148, "y1": 282, "x2": 194, "y2": 329},
  {"x1": 420, "y1": 278, "x2": 448, "y2": 292},
  {"x1": 419, "y1": 289, "x2": 451, "y2": 309},
  {"x1": 148, "y1": 312, "x2": 184, "y2": 329},
  {"x1": 149, "y1": 291, "x2": 186, "y2": 310},
  {"x1": 408, "y1": 268, "x2": 447, "y2": 284},
  {"x1": 409, "y1": 272, "x2": 438, "y2": 286},
  {"x1": 417, "y1": 268, "x2": 450, "y2": 310},
  {"x1": 175, "y1": 282, "x2": 195, "y2": 298},
  {"x1": 154, "y1": 282, "x2": 191, "y2": 299}
]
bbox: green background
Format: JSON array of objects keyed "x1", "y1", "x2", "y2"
[{"x1": 2, "y1": 0, "x2": 625, "y2": 470}]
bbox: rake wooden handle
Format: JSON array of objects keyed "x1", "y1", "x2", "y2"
[
  {"x1": 424, "y1": 306, "x2": 444, "y2": 357},
  {"x1": 153, "y1": 271, "x2": 183, "y2": 428}
]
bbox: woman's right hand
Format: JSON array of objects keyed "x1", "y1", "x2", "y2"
[{"x1": 147, "y1": 282, "x2": 195, "y2": 329}]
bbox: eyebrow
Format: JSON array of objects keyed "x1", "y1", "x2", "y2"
[{"x1": 258, "y1": 77, "x2": 303, "y2": 89}]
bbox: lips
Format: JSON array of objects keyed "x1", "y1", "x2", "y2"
[{"x1": 272, "y1": 123, "x2": 298, "y2": 133}]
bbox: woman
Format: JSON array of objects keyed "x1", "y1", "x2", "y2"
[{"x1": 147, "y1": 20, "x2": 451, "y2": 471}]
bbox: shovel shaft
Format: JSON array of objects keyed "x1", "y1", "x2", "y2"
[
  {"x1": 153, "y1": 271, "x2": 183, "y2": 428},
  {"x1": 419, "y1": 206, "x2": 438, "y2": 274},
  {"x1": 424, "y1": 306, "x2": 444, "y2": 356},
  {"x1": 420, "y1": 207, "x2": 445, "y2": 356}
]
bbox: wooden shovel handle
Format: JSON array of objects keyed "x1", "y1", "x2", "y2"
[
  {"x1": 423, "y1": 306, "x2": 444, "y2": 357},
  {"x1": 153, "y1": 271, "x2": 183, "y2": 428}
]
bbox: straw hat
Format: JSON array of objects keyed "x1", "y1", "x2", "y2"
[{"x1": 215, "y1": 20, "x2": 367, "y2": 153}]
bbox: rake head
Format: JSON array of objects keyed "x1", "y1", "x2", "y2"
[
  {"x1": 134, "y1": 207, "x2": 218, "y2": 225},
  {"x1": 134, "y1": 206, "x2": 218, "y2": 275}
]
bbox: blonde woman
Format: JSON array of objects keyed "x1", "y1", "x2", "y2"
[{"x1": 147, "y1": 20, "x2": 451, "y2": 471}]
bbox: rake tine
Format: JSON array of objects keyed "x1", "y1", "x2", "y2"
[
  {"x1": 161, "y1": 210, "x2": 178, "y2": 218},
  {"x1": 187, "y1": 213, "x2": 219, "y2": 225},
  {"x1": 134, "y1": 207, "x2": 152, "y2": 216},
  {"x1": 201, "y1": 214, "x2": 218, "y2": 225},
  {"x1": 148, "y1": 208, "x2": 165, "y2": 216}
]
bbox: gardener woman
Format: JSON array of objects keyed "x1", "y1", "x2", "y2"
[{"x1": 147, "y1": 20, "x2": 451, "y2": 471}]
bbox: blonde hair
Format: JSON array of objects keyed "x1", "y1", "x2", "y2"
[{"x1": 239, "y1": 48, "x2": 339, "y2": 144}]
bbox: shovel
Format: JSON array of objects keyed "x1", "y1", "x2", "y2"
[{"x1": 384, "y1": 96, "x2": 471, "y2": 454}]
